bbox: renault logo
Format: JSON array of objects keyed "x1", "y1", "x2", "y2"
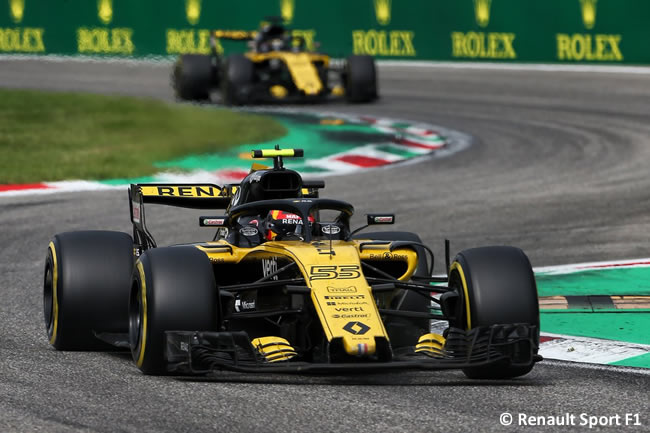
[
  {"x1": 579, "y1": 0, "x2": 597, "y2": 29},
  {"x1": 343, "y1": 321, "x2": 370, "y2": 335},
  {"x1": 186, "y1": 0, "x2": 201, "y2": 26},
  {"x1": 281, "y1": 0, "x2": 294, "y2": 24},
  {"x1": 374, "y1": 0, "x2": 390, "y2": 25},
  {"x1": 9, "y1": 0, "x2": 24, "y2": 23},
  {"x1": 97, "y1": 0, "x2": 112, "y2": 25},
  {"x1": 473, "y1": 0, "x2": 492, "y2": 28}
]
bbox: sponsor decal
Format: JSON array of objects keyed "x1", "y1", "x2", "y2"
[
  {"x1": 373, "y1": 0, "x2": 390, "y2": 25},
  {"x1": 324, "y1": 294, "x2": 365, "y2": 300},
  {"x1": 335, "y1": 306, "x2": 365, "y2": 312},
  {"x1": 555, "y1": 0, "x2": 622, "y2": 62},
  {"x1": 580, "y1": 0, "x2": 597, "y2": 30},
  {"x1": 369, "y1": 252, "x2": 407, "y2": 260},
  {"x1": 98, "y1": 0, "x2": 112, "y2": 25},
  {"x1": 186, "y1": 0, "x2": 201, "y2": 26},
  {"x1": 77, "y1": 28, "x2": 134, "y2": 55},
  {"x1": 342, "y1": 321, "x2": 370, "y2": 335},
  {"x1": 9, "y1": 0, "x2": 24, "y2": 23},
  {"x1": 76, "y1": 0, "x2": 134, "y2": 55},
  {"x1": 235, "y1": 298, "x2": 256, "y2": 312},
  {"x1": 281, "y1": 0, "x2": 294, "y2": 24},
  {"x1": 374, "y1": 216, "x2": 393, "y2": 223},
  {"x1": 291, "y1": 29, "x2": 317, "y2": 51},
  {"x1": 0, "y1": 28, "x2": 44, "y2": 53},
  {"x1": 321, "y1": 225, "x2": 340, "y2": 235},
  {"x1": 310, "y1": 265, "x2": 361, "y2": 281},
  {"x1": 1, "y1": 1, "x2": 45, "y2": 53},
  {"x1": 131, "y1": 202, "x2": 141, "y2": 224},
  {"x1": 333, "y1": 313, "x2": 370, "y2": 319},
  {"x1": 451, "y1": 32, "x2": 516, "y2": 59},
  {"x1": 240, "y1": 226, "x2": 259, "y2": 237},
  {"x1": 141, "y1": 185, "x2": 218, "y2": 197},
  {"x1": 262, "y1": 256, "x2": 278, "y2": 280},
  {"x1": 202, "y1": 218, "x2": 225, "y2": 226},
  {"x1": 327, "y1": 286, "x2": 357, "y2": 293},
  {"x1": 352, "y1": 30, "x2": 416, "y2": 57},
  {"x1": 556, "y1": 34, "x2": 622, "y2": 61},
  {"x1": 166, "y1": 28, "x2": 224, "y2": 55},
  {"x1": 451, "y1": 0, "x2": 516, "y2": 60},
  {"x1": 473, "y1": 0, "x2": 492, "y2": 28}
]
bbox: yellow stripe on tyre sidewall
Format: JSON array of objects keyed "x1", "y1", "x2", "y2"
[
  {"x1": 450, "y1": 261, "x2": 472, "y2": 330},
  {"x1": 136, "y1": 261, "x2": 148, "y2": 368},
  {"x1": 48, "y1": 242, "x2": 59, "y2": 345}
]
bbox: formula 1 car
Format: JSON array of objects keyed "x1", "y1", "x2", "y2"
[
  {"x1": 43, "y1": 148, "x2": 540, "y2": 378},
  {"x1": 172, "y1": 18, "x2": 377, "y2": 105}
]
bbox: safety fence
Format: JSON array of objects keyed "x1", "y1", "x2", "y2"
[{"x1": 1, "y1": 0, "x2": 648, "y2": 64}]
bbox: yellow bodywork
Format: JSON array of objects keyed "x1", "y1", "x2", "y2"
[
  {"x1": 251, "y1": 336, "x2": 297, "y2": 362},
  {"x1": 415, "y1": 333, "x2": 446, "y2": 357},
  {"x1": 245, "y1": 52, "x2": 329, "y2": 96},
  {"x1": 195, "y1": 239, "x2": 418, "y2": 357}
]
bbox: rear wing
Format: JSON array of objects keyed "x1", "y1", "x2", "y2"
[
  {"x1": 129, "y1": 179, "x2": 324, "y2": 251},
  {"x1": 129, "y1": 183, "x2": 233, "y2": 251}
]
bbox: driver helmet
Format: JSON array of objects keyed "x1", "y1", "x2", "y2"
[{"x1": 265, "y1": 210, "x2": 314, "y2": 240}]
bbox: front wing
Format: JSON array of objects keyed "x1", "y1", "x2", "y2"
[{"x1": 165, "y1": 324, "x2": 541, "y2": 374}]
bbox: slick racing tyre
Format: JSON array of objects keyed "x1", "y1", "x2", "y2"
[
  {"x1": 355, "y1": 231, "x2": 430, "y2": 348},
  {"x1": 173, "y1": 54, "x2": 213, "y2": 101},
  {"x1": 344, "y1": 55, "x2": 377, "y2": 103},
  {"x1": 448, "y1": 246, "x2": 539, "y2": 379},
  {"x1": 44, "y1": 231, "x2": 134, "y2": 350},
  {"x1": 221, "y1": 54, "x2": 254, "y2": 105},
  {"x1": 130, "y1": 246, "x2": 219, "y2": 375}
]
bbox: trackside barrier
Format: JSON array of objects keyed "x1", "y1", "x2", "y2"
[{"x1": 1, "y1": 0, "x2": 648, "y2": 64}]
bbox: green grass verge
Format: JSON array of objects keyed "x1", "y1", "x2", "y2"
[{"x1": 0, "y1": 89, "x2": 286, "y2": 183}]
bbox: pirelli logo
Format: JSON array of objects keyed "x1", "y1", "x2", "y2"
[{"x1": 139, "y1": 185, "x2": 221, "y2": 197}]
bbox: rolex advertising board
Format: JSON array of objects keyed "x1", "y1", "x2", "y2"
[{"x1": 1, "y1": 0, "x2": 648, "y2": 64}]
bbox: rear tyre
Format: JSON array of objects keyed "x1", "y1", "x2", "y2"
[
  {"x1": 448, "y1": 246, "x2": 539, "y2": 379},
  {"x1": 221, "y1": 54, "x2": 254, "y2": 106},
  {"x1": 354, "y1": 231, "x2": 429, "y2": 348},
  {"x1": 44, "y1": 231, "x2": 134, "y2": 350},
  {"x1": 172, "y1": 54, "x2": 214, "y2": 101},
  {"x1": 130, "y1": 246, "x2": 219, "y2": 375},
  {"x1": 344, "y1": 55, "x2": 377, "y2": 103}
]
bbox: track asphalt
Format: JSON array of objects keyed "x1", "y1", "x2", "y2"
[{"x1": 0, "y1": 59, "x2": 649, "y2": 432}]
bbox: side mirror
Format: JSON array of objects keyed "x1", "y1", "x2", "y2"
[
  {"x1": 199, "y1": 216, "x2": 229, "y2": 227},
  {"x1": 367, "y1": 214, "x2": 395, "y2": 225}
]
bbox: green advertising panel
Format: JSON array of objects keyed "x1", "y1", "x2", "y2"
[{"x1": 1, "y1": 0, "x2": 648, "y2": 64}]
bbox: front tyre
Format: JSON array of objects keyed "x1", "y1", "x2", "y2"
[
  {"x1": 44, "y1": 231, "x2": 133, "y2": 350},
  {"x1": 344, "y1": 55, "x2": 377, "y2": 103},
  {"x1": 172, "y1": 54, "x2": 214, "y2": 101},
  {"x1": 130, "y1": 246, "x2": 219, "y2": 375},
  {"x1": 448, "y1": 246, "x2": 539, "y2": 379}
]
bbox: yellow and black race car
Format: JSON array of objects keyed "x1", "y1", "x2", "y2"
[
  {"x1": 171, "y1": 18, "x2": 377, "y2": 105},
  {"x1": 43, "y1": 148, "x2": 541, "y2": 378}
]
